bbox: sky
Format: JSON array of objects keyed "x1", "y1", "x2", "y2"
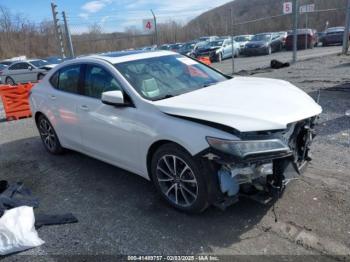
[{"x1": 1, "y1": 0, "x2": 231, "y2": 33}]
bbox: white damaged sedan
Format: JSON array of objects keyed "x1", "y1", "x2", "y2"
[{"x1": 29, "y1": 51, "x2": 322, "y2": 212}]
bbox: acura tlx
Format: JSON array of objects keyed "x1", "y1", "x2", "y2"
[{"x1": 29, "y1": 51, "x2": 322, "y2": 213}]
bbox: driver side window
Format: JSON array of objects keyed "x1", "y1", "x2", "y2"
[{"x1": 84, "y1": 65, "x2": 122, "y2": 99}]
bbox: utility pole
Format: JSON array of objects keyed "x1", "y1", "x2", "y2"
[
  {"x1": 230, "y1": 8, "x2": 235, "y2": 75},
  {"x1": 51, "y1": 2, "x2": 65, "y2": 58},
  {"x1": 305, "y1": 13, "x2": 308, "y2": 50},
  {"x1": 342, "y1": 0, "x2": 350, "y2": 54},
  {"x1": 292, "y1": 0, "x2": 299, "y2": 63},
  {"x1": 62, "y1": 11, "x2": 75, "y2": 58},
  {"x1": 151, "y1": 9, "x2": 158, "y2": 47}
]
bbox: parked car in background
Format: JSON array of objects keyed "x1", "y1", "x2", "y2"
[
  {"x1": 168, "y1": 43, "x2": 184, "y2": 52},
  {"x1": 30, "y1": 50, "x2": 322, "y2": 212},
  {"x1": 0, "y1": 64, "x2": 8, "y2": 84},
  {"x1": 0, "y1": 64, "x2": 8, "y2": 70},
  {"x1": 317, "y1": 32, "x2": 326, "y2": 45},
  {"x1": 159, "y1": 44, "x2": 171, "y2": 50},
  {"x1": 322, "y1": 27, "x2": 349, "y2": 46},
  {"x1": 178, "y1": 41, "x2": 197, "y2": 55},
  {"x1": 189, "y1": 41, "x2": 208, "y2": 57},
  {"x1": 44, "y1": 56, "x2": 65, "y2": 64},
  {"x1": 192, "y1": 39, "x2": 226, "y2": 58},
  {"x1": 285, "y1": 29, "x2": 318, "y2": 50},
  {"x1": 278, "y1": 31, "x2": 288, "y2": 47},
  {"x1": 140, "y1": 45, "x2": 157, "y2": 51},
  {"x1": 198, "y1": 36, "x2": 219, "y2": 42},
  {"x1": 211, "y1": 38, "x2": 240, "y2": 62},
  {"x1": 1, "y1": 59, "x2": 57, "y2": 85},
  {"x1": 233, "y1": 35, "x2": 254, "y2": 51},
  {"x1": 241, "y1": 33, "x2": 284, "y2": 56},
  {"x1": 0, "y1": 60, "x2": 14, "y2": 67}
]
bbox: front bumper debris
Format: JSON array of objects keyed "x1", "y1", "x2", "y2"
[{"x1": 203, "y1": 118, "x2": 317, "y2": 208}]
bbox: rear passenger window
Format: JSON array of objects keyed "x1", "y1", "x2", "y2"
[
  {"x1": 51, "y1": 65, "x2": 81, "y2": 94},
  {"x1": 9, "y1": 63, "x2": 29, "y2": 70}
]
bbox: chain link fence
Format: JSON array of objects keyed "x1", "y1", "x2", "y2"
[
  {"x1": 64, "y1": 2, "x2": 348, "y2": 64},
  {"x1": 0, "y1": 1, "x2": 348, "y2": 67}
]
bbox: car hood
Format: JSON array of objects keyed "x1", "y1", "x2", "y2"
[
  {"x1": 198, "y1": 46, "x2": 220, "y2": 51},
  {"x1": 153, "y1": 77, "x2": 322, "y2": 132}
]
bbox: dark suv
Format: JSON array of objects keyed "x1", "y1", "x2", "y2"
[{"x1": 322, "y1": 27, "x2": 349, "y2": 46}]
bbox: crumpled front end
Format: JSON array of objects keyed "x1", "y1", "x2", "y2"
[{"x1": 199, "y1": 117, "x2": 317, "y2": 209}]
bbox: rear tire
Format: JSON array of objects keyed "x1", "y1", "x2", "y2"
[
  {"x1": 5, "y1": 77, "x2": 15, "y2": 86},
  {"x1": 151, "y1": 143, "x2": 209, "y2": 213},
  {"x1": 36, "y1": 114, "x2": 64, "y2": 154}
]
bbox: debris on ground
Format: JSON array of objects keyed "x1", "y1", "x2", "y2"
[
  {"x1": 0, "y1": 180, "x2": 78, "y2": 255},
  {"x1": 0, "y1": 206, "x2": 44, "y2": 255},
  {"x1": 270, "y1": 59, "x2": 290, "y2": 69}
]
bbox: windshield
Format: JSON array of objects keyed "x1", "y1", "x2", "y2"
[
  {"x1": 160, "y1": 45, "x2": 169, "y2": 50},
  {"x1": 234, "y1": 36, "x2": 251, "y2": 42},
  {"x1": 30, "y1": 60, "x2": 49, "y2": 67},
  {"x1": 252, "y1": 34, "x2": 271, "y2": 42},
  {"x1": 209, "y1": 40, "x2": 223, "y2": 47},
  {"x1": 114, "y1": 54, "x2": 228, "y2": 101},
  {"x1": 195, "y1": 41, "x2": 208, "y2": 48},
  {"x1": 0, "y1": 61, "x2": 13, "y2": 66},
  {"x1": 169, "y1": 44, "x2": 182, "y2": 50},
  {"x1": 326, "y1": 27, "x2": 344, "y2": 33},
  {"x1": 180, "y1": 43, "x2": 195, "y2": 50}
]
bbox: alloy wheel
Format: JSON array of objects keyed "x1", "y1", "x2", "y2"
[
  {"x1": 156, "y1": 155, "x2": 198, "y2": 207},
  {"x1": 38, "y1": 118, "x2": 57, "y2": 152},
  {"x1": 6, "y1": 77, "x2": 15, "y2": 85}
]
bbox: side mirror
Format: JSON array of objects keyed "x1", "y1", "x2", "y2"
[
  {"x1": 28, "y1": 66, "x2": 33, "y2": 71},
  {"x1": 101, "y1": 90, "x2": 125, "y2": 106}
]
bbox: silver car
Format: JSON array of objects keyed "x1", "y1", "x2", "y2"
[{"x1": 1, "y1": 59, "x2": 56, "y2": 85}]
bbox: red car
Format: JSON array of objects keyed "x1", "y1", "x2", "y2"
[{"x1": 285, "y1": 29, "x2": 318, "y2": 50}]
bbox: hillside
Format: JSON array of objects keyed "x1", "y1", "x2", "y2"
[{"x1": 185, "y1": 0, "x2": 347, "y2": 37}]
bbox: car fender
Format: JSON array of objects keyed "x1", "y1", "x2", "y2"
[{"x1": 133, "y1": 105, "x2": 239, "y2": 179}]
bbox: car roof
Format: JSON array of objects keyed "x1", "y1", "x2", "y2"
[
  {"x1": 86, "y1": 50, "x2": 176, "y2": 64},
  {"x1": 326, "y1": 27, "x2": 344, "y2": 32}
]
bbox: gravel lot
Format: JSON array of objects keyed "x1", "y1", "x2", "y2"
[
  {"x1": 214, "y1": 46, "x2": 341, "y2": 74},
  {"x1": 0, "y1": 51, "x2": 349, "y2": 261}
]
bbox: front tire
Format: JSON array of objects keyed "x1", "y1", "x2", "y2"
[
  {"x1": 151, "y1": 143, "x2": 209, "y2": 213},
  {"x1": 36, "y1": 114, "x2": 64, "y2": 154},
  {"x1": 218, "y1": 52, "x2": 223, "y2": 62},
  {"x1": 266, "y1": 46, "x2": 272, "y2": 55}
]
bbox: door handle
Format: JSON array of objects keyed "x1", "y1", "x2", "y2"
[
  {"x1": 79, "y1": 105, "x2": 89, "y2": 111},
  {"x1": 49, "y1": 95, "x2": 56, "y2": 100}
]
